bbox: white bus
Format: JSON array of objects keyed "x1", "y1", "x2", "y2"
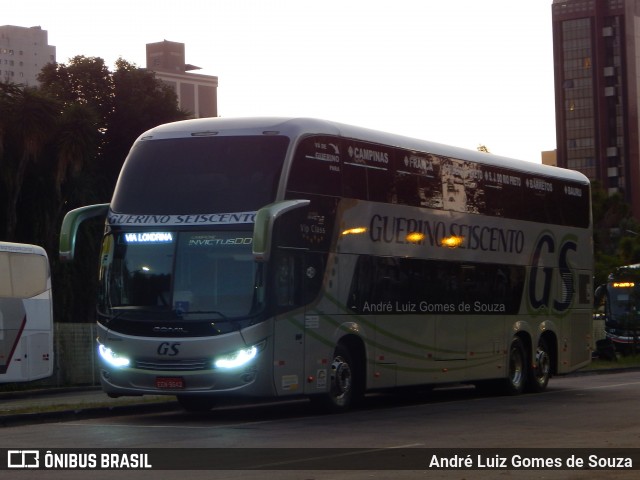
[
  {"x1": 59, "y1": 117, "x2": 593, "y2": 412},
  {"x1": 0, "y1": 242, "x2": 54, "y2": 383}
]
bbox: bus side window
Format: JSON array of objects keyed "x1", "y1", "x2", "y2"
[
  {"x1": 274, "y1": 251, "x2": 326, "y2": 311},
  {"x1": 287, "y1": 136, "x2": 342, "y2": 197},
  {"x1": 275, "y1": 252, "x2": 301, "y2": 310},
  {"x1": 348, "y1": 256, "x2": 371, "y2": 312},
  {"x1": 392, "y1": 172, "x2": 421, "y2": 207},
  {"x1": 348, "y1": 256, "x2": 401, "y2": 311},
  {"x1": 342, "y1": 162, "x2": 368, "y2": 200},
  {"x1": 367, "y1": 165, "x2": 393, "y2": 203},
  {"x1": 0, "y1": 252, "x2": 48, "y2": 298},
  {"x1": 302, "y1": 253, "x2": 325, "y2": 305}
]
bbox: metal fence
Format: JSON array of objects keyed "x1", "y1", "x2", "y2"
[{"x1": 48, "y1": 323, "x2": 100, "y2": 387}]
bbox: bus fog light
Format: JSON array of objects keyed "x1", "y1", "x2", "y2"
[{"x1": 99, "y1": 344, "x2": 131, "y2": 368}]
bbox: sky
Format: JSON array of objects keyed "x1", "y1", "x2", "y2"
[{"x1": 5, "y1": 0, "x2": 556, "y2": 163}]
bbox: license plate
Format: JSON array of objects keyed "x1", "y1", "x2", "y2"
[{"x1": 155, "y1": 377, "x2": 185, "y2": 389}]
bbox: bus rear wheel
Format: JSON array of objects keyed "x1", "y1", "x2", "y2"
[
  {"x1": 503, "y1": 337, "x2": 527, "y2": 395},
  {"x1": 527, "y1": 338, "x2": 551, "y2": 393}
]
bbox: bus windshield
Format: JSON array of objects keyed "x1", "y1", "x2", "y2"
[
  {"x1": 607, "y1": 283, "x2": 640, "y2": 319},
  {"x1": 98, "y1": 231, "x2": 262, "y2": 320},
  {"x1": 111, "y1": 135, "x2": 289, "y2": 214}
]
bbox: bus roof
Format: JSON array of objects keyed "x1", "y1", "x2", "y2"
[
  {"x1": 0, "y1": 241, "x2": 47, "y2": 257},
  {"x1": 134, "y1": 117, "x2": 589, "y2": 186},
  {"x1": 612, "y1": 264, "x2": 640, "y2": 276}
]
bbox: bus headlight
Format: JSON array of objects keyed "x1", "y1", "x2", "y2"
[
  {"x1": 99, "y1": 344, "x2": 131, "y2": 368},
  {"x1": 214, "y1": 342, "x2": 264, "y2": 369}
]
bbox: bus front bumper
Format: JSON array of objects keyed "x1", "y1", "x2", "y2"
[{"x1": 97, "y1": 343, "x2": 273, "y2": 397}]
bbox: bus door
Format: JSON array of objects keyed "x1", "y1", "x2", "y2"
[
  {"x1": 271, "y1": 249, "x2": 306, "y2": 396},
  {"x1": 271, "y1": 249, "x2": 328, "y2": 397}
]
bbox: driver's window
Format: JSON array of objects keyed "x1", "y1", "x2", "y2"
[{"x1": 275, "y1": 252, "x2": 301, "y2": 310}]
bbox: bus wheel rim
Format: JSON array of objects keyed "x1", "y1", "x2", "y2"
[
  {"x1": 534, "y1": 348, "x2": 550, "y2": 386},
  {"x1": 510, "y1": 347, "x2": 524, "y2": 387},
  {"x1": 331, "y1": 356, "x2": 352, "y2": 397}
]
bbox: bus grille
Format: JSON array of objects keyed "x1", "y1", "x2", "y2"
[{"x1": 134, "y1": 359, "x2": 210, "y2": 371}]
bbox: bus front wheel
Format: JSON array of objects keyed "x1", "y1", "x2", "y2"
[{"x1": 311, "y1": 344, "x2": 356, "y2": 413}]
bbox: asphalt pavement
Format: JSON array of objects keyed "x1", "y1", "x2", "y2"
[{"x1": 0, "y1": 364, "x2": 636, "y2": 426}]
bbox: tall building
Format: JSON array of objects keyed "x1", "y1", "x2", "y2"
[
  {"x1": 551, "y1": 0, "x2": 640, "y2": 218},
  {"x1": 146, "y1": 40, "x2": 218, "y2": 118},
  {"x1": 0, "y1": 25, "x2": 56, "y2": 86}
]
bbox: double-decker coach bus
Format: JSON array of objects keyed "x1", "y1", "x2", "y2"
[
  {"x1": 59, "y1": 117, "x2": 593, "y2": 412},
  {"x1": 0, "y1": 242, "x2": 54, "y2": 383}
]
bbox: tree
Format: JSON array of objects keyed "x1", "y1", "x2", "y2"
[
  {"x1": 591, "y1": 181, "x2": 640, "y2": 285},
  {"x1": 55, "y1": 102, "x2": 100, "y2": 196},
  {"x1": 38, "y1": 56, "x2": 113, "y2": 202},
  {"x1": 0, "y1": 82, "x2": 22, "y2": 162},
  {"x1": 103, "y1": 59, "x2": 188, "y2": 183},
  {"x1": 39, "y1": 55, "x2": 114, "y2": 120},
  {"x1": 39, "y1": 57, "x2": 187, "y2": 187},
  {"x1": 0, "y1": 57, "x2": 189, "y2": 322},
  {"x1": 34, "y1": 56, "x2": 187, "y2": 323},
  {"x1": 0, "y1": 85, "x2": 59, "y2": 240}
]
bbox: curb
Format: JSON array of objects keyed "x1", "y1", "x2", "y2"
[
  {"x1": 570, "y1": 365, "x2": 640, "y2": 376},
  {"x1": 0, "y1": 386, "x2": 102, "y2": 401},
  {"x1": 0, "y1": 398, "x2": 180, "y2": 427}
]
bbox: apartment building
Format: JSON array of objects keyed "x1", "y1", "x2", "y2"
[{"x1": 0, "y1": 25, "x2": 56, "y2": 86}]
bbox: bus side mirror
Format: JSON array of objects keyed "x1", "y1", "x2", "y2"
[
  {"x1": 59, "y1": 203, "x2": 110, "y2": 262},
  {"x1": 252, "y1": 199, "x2": 310, "y2": 262},
  {"x1": 594, "y1": 284, "x2": 606, "y2": 307}
]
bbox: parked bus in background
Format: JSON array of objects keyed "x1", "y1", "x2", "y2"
[
  {"x1": 59, "y1": 117, "x2": 593, "y2": 412},
  {"x1": 0, "y1": 242, "x2": 54, "y2": 383},
  {"x1": 595, "y1": 264, "x2": 640, "y2": 355}
]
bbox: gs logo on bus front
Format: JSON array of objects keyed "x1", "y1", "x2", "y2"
[
  {"x1": 157, "y1": 342, "x2": 180, "y2": 356},
  {"x1": 527, "y1": 231, "x2": 578, "y2": 315}
]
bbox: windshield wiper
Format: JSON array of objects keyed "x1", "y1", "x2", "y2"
[
  {"x1": 103, "y1": 306, "x2": 175, "y2": 322},
  {"x1": 175, "y1": 309, "x2": 228, "y2": 319},
  {"x1": 175, "y1": 309, "x2": 246, "y2": 332}
]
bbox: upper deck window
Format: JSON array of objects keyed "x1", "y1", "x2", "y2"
[
  {"x1": 111, "y1": 136, "x2": 289, "y2": 215},
  {"x1": 288, "y1": 135, "x2": 589, "y2": 228},
  {"x1": 288, "y1": 135, "x2": 342, "y2": 197}
]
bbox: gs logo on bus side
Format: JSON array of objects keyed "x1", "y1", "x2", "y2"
[{"x1": 527, "y1": 231, "x2": 578, "y2": 316}]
